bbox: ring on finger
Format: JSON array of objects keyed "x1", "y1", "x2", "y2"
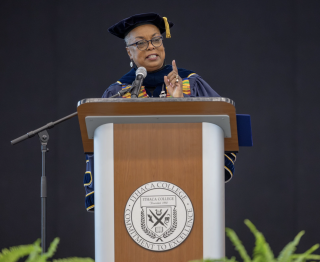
[{"x1": 175, "y1": 78, "x2": 179, "y2": 83}]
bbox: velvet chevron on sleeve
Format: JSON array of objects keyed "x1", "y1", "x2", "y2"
[
  {"x1": 84, "y1": 154, "x2": 94, "y2": 212},
  {"x1": 224, "y1": 153, "x2": 237, "y2": 182}
]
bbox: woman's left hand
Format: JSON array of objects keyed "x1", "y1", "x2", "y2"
[{"x1": 164, "y1": 60, "x2": 184, "y2": 98}]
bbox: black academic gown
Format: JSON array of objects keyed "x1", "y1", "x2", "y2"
[{"x1": 83, "y1": 65, "x2": 236, "y2": 212}]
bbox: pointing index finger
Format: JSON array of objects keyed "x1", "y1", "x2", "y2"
[{"x1": 172, "y1": 60, "x2": 178, "y2": 73}]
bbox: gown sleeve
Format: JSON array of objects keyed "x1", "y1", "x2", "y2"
[
  {"x1": 83, "y1": 82, "x2": 122, "y2": 212},
  {"x1": 188, "y1": 74, "x2": 220, "y2": 97},
  {"x1": 225, "y1": 153, "x2": 237, "y2": 182},
  {"x1": 84, "y1": 154, "x2": 95, "y2": 212},
  {"x1": 188, "y1": 74, "x2": 237, "y2": 182},
  {"x1": 101, "y1": 82, "x2": 123, "y2": 98}
]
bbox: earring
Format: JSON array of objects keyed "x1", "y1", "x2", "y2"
[{"x1": 130, "y1": 60, "x2": 133, "y2": 67}]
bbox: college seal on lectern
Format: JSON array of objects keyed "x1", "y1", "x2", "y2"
[{"x1": 124, "y1": 181, "x2": 194, "y2": 251}]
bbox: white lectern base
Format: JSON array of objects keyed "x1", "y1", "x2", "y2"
[{"x1": 93, "y1": 121, "x2": 225, "y2": 262}]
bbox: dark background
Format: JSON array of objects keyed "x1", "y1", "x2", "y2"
[{"x1": 1, "y1": 0, "x2": 320, "y2": 260}]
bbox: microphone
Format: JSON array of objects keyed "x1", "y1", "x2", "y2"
[{"x1": 130, "y1": 67, "x2": 147, "y2": 98}]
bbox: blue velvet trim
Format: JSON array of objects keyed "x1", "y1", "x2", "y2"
[
  {"x1": 85, "y1": 192, "x2": 94, "y2": 210},
  {"x1": 225, "y1": 168, "x2": 232, "y2": 182},
  {"x1": 225, "y1": 153, "x2": 235, "y2": 182},
  {"x1": 118, "y1": 65, "x2": 195, "y2": 86},
  {"x1": 83, "y1": 172, "x2": 91, "y2": 185},
  {"x1": 236, "y1": 114, "x2": 253, "y2": 147},
  {"x1": 225, "y1": 157, "x2": 235, "y2": 174},
  {"x1": 227, "y1": 153, "x2": 236, "y2": 162}
]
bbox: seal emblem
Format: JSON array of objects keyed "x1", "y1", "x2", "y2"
[{"x1": 124, "y1": 181, "x2": 194, "y2": 251}]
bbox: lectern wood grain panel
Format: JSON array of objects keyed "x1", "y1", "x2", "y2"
[
  {"x1": 79, "y1": 98, "x2": 235, "y2": 261},
  {"x1": 114, "y1": 123, "x2": 203, "y2": 262},
  {"x1": 77, "y1": 98, "x2": 238, "y2": 152}
]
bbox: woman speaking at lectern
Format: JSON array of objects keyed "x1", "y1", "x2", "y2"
[{"x1": 83, "y1": 13, "x2": 237, "y2": 211}]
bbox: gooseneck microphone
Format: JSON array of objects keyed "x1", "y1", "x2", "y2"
[
  {"x1": 110, "y1": 66, "x2": 147, "y2": 98},
  {"x1": 130, "y1": 67, "x2": 147, "y2": 98}
]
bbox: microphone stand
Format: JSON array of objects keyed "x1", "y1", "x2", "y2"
[
  {"x1": 111, "y1": 67, "x2": 146, "y2": 98},
  {"x1": 11, "y1": 111, "x2": 78, "y2": 254},
  {"x1": 110, "y1": 81, "x2": 139, "y2": 98},
  {"x1": 11, "y1": 81, "x2": 141, "y2": 251},
  {"x1": 110, "y1": 85, "x2": 135, "y2": 98}
]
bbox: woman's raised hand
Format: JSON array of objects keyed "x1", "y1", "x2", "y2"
[{"x1": 164, "y1": 60, "x2": 184, "y2": 98}]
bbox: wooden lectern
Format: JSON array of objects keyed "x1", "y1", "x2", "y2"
[{"x1": 77, "y1": 97, "x2": 239, "y2": 262}]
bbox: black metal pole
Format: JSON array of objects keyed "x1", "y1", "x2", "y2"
[
  {"x1": 11, "y1": 112, "x2": 78, "y2": 145},
  {"x1": 11, "y1": 112, "x2": 78, "y2": 254},
  {"x1": 39, "y1": 130, "x2": 49, "y2": 253}
]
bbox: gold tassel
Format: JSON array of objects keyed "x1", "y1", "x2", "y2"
[{"x1": 163, "y1": 17, "x2": 171, "y2": 38}]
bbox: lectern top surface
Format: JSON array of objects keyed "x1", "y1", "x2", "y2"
[
  {"x1": 77, "y1": 96, "x2": 239, "y2": 152},
  {"x1": 77, "y1": 97, "x2": 235, "y2": 107}
]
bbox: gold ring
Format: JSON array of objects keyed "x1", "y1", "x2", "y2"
[{"x1": 175, "y1": 78, "x2": 179, "y2": 83}]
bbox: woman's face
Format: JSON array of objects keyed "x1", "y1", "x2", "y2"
[{"x1": 126, "y1": 24, "x2": 165, "y2": 72}]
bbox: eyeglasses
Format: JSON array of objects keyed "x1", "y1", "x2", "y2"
[{"x1": 127, "y1": 36, "x2": 163, "y2": 51}]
